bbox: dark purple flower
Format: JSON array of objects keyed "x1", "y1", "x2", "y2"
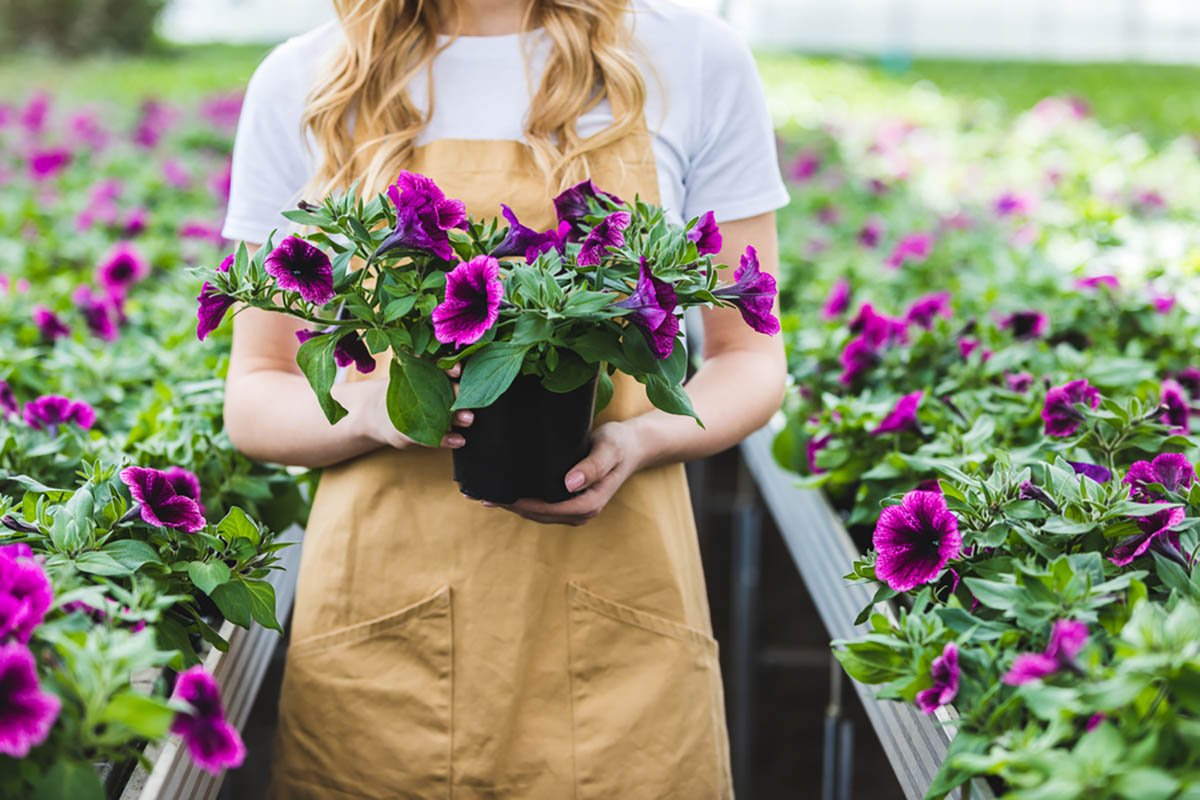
[
  {"x1": 1086, "y1": 713, "x2": 1106, "y2": 732},
  {"x1": 1176, "y1": 367, "x2": 1200, "y2": 398},
  {"x1": 552, "y1": 180, "x2": 623, "y2": 233},
  {"x1": 23, "y1": 395, "x2": 94, "y2": 432},
  {"x1": 615, "y1": 257, "x2": 679, "y2": 359},
  {"x1": 295, "y1": 328, "x2": 376, "y2": 374},
  {"x1": 197, "y1": 253, "x2": 236, "y2": 341},
  {"x1": 29, "y1": 149, "x2": 71, "y2": 182},
  {"x1": 119, "y1": 467, "x2": 206, "y2": 533},
  {"x1": 1042, "y1": 379, "x2": 1100, "y2": 437},
  {"x1": 171, "y1": 666, "x2": 245, "y2": 774},
  {"x1": 375, "y1": 171, "x2": 468, "y2": 261},
  {"x1": 265, "y1": 236, "x2": 334, "y2": 305},
  {"x1": 0, "y1": 382, "x2": 17, "y2": 418},
  {"x1": 31, "y1": 306, "x2": 69, "y2": 342},
  {"x1": 123, "y1": 207, "x2": 149, "y2": 237},
  {"x1": 0, "y1": 644, "x2": 60, "y2": 758},
  {"x1": 872, "y1": 391, "x2": 923, "y2": 436},
  {"x1": 839, "y1": 335, "x2": 879, "y2": 386},
  {"x1": 713, "y1": 245, "x2": 779, "y2": 335},
  {"x1": 858, "y1": 217, "x2": 884, "y2": 248},
  {"x1": 1161, "y1": 379, "x2": 1190, "y2": 434},
  {"x1": 73, "y1": 285, "x2": 119, "y2": 341},
  {"x1": 1006, "y1": 372, "x2": 1034, "y2": 393},
  {"x1": 577, "y1": 211, "x2": 631, "y2": 267},
  {"x1": 1123, "y1": 453, "x2": 1195, "y2": 502},
  {"x1": 915, "y1": 642, "x2": 959, "y2": 714},
  {"x1": 490, "y1": 204, "x2": 560, "y2": 262},
  {"x1": 1075, "y1": 275, "x2": 1120, "y2": 291},
  {"x1": 0, "y1": 547, "x2": 53, "y2": 644},
  {"x1": 162, "y1": 467, "x2": 202, "y2": 503},
  {"x1": 821, "y1": 279, "x2": 851, "y2": 320},
  {"x1": 850, "y1": 303, "x2": 907, "y2": 347},
  {"x1": 999, "y1": 310, "x2": 1049, "y2": 340},
  {"x1": 873, "y1": 490, "x2": 962, "y2": 592},
  {"x1": 432, "y1": 255, "x2": 503, "y2": 348},
  {"x1": 806, "y1": 434, "x2": 831, "y2": 474},
  {"x1": 905, "y1": 292, "x2": 952, "y2": 329},
  {"x1": 96, "y1": 242, "x2": 149, "y2": 296},
  {"x1": 958, "y1": 338, "x2": 989, "y2": 361},
  {"x1": 1019, "y1": 481, "x2": 1059, "y2": 512},
  {"x1": 786, "y1": 150, "x2": 821, "y2": 183},
  {"x1": 687, "y1": 211, "x2": 723, "y2": 256},
  {"x1": 1069, "y1": 461, "x2": 1112, "y2": 483},
  {"x1": 1003, "y1": 619, "x2": 1088, "y2": 685},
  {"x1": 884, "y1": 232, "x2": 933, "y2": 269},
  {"x1": 1111, "y1": 507, "x2": 1186, "y2": 567}
]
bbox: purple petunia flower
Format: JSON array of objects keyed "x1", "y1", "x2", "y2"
[
  {"x1": 73, "y1": 285, "x2": 120, "y2": 341},
  {"x1": 904, "y1": 292, "x2": 952, "y2": 329},
  {"x1": 1176, "y1": 367, "x2": 1200, "y2": 399},
  {"x1": 577, "y1": 210, "x2": 631, "y2": 267},
  {"x1": 0, "y1": 547, "x2": 53, "y2": 644},
  {"x1": 839, "y1": 335, "x2": 879, "y2": 386},
  {"x1": 18, "y1": 92, "x2": 50, "y2": 135},
  {"x1": 786, "y1": 150, "x2": 821, "y2": 183},
  {"x1": 490, "y1": 204, "x2": 560, "y2": 262},
  {"x1": 999, "y1": 310, "x2": 1049, "y2": 340},
  {"x1": 96, "y1": 242, "x2": 149, "y2": 297},
  {"x1": 0, "y1": 381, "x2": 17, "y2": 419},
  {"x1": 687, "y1": 211, "x2": 723, "y2": 256},
  {"x1": 265, "y1": 236, "x2": 334, "y2": 305},
  {"x1": 1069, "y1": 461, "x2": 1112, "y2": 484},
  {"x1": 0, "y1": 644, "x2": 61, "y2": 758},
  {"x1": 552, "y1": 180, "x2": 623, "y2": 234},
  {"x1": 295, "y1": 328, "x2": 376, "y2": 374},
  {"x1": 858, "y1": 217, "x2": 884, "y2": 249},
  {"x1": 119, "y1": 466, "x2": 206, "y2": 533},
  {"x1": 806, "y1": 434, "x2": 831, "y2": 475},
  {"x1": 850, "y1": 304, "x2": 907, "y2": 347},
  {"x1": 1042, "y1": 379, "x2": 1100, "y2": 437},
  {"x1": 884, "y1": 232, "x2": 933, "y2": 269},
  {"x1": 31, "y1": 306, "x2": 69, "y2": 342},
  {"x1": 614, "y1": 257, "x2": 680, "y2": 360},
  {"x1": 1111, "y1": 506, "x2": 1186, "y2": 567},
  {"x1": 872, "y1": 391, "x2": 923, "y2": 436},
  {"x1": 1006, "y1": 372, "x2": 1034, "y2": 393},
  {"x1": 1003, "y1": 619, "x2": 1088, "y2": 685},
  {"x1": 915, "y1": 642, "x2": 959, "y2": 714},
  {"x1": 171, "y1": 666, "x2": 246, "y2": 774},
  {"x1": 197, "y1": 254, "x2": 236, "y2": 341},
  {"x1": 29, "y1": 148, "x2": 71, "y2": 182},
  {"x1": 1075, "y1": 275, "x2": 1120, "y2": 292},
  {"x1": 123, "y1": 207, "x2": 149, "y2": 237},
  {"x1": 162, "y1": 466, "x2": 202, "y2": 504},
  {"x1": 958, "y1": 338, "x2": 991, "y2": 362},
  {"x1": 873, "y1": 490, "x2": 962, "y2": 592},
  {"x1": 432, "y1": 255, "x2": 503, "y2": 348},
  {"x1": 1161, "y1": 379, "x2": 1190, "y2": 434},
  {"x1": 1123, "y1": 453, "x2": 1195, "y2": 502},
  {"x1": 821, "y1": 279, "x2": 851, "y2": 320},
  {"x1": 713, "y1": 245, "x2": 780, "y2": 335},
  {"x1": 375, "y1": 171, "x2": 468, "y2": 262},
  {"x1": 23, "y1": 395, "x2": 94, "y2": 432}
]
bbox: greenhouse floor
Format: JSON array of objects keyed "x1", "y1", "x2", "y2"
[{"x1": 219, "y1": 447, "x2": 903, "y2": 800}]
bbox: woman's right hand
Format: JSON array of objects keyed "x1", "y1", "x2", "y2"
[{"x1": 356, "y1": 363, "x2": 475, "y2": 451}]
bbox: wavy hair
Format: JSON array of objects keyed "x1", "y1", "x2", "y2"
[{"x1": 302, "y1": 0, "x2": 647, "y2": 198}]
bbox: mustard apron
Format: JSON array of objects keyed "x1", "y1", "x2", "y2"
[{"x1": 270, "y1": 116, "x2": 734, "y2": 799}]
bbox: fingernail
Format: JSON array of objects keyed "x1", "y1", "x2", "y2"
[
  {"x1": 457, "y1": 411, "x2": 474, "y2": 424},
  {"x1": 565, "y1": 471, "x2": 586, "y2": 491},
  {"x1": 447, "y1": 434, "x2": 465, "y2": 448}
]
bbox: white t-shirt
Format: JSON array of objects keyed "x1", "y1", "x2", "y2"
[{"x1": 221, "y1": 0, "x2": 790, "y2": 244}]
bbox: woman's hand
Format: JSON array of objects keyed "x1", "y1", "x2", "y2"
[
  {"x1": 482, "y1": 420, "x2": 646, "y2": 526},
  {"x1": 356, "y1": 363, "x2": 474, "y2": 450}
]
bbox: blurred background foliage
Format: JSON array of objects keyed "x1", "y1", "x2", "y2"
[{"x1": 0, "y1": 0, "x2": 166, "y2": 55}]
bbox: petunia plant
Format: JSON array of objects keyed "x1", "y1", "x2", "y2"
[{"x1": 196, "y1": 173, "x2": 779, "y2": 446}]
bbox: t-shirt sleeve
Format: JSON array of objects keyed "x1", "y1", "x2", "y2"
[
  {"x1": 221, "y1": 44, "x2": 314, "y2": 244},
  {"x1": 681, "y1": 21, "x2": 790, "y2": 223}
]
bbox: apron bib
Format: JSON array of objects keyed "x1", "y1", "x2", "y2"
[{"x1": 270, "y1": 115, "x2": 733, "y2": 800}]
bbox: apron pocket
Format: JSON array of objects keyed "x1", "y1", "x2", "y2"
[
  {"x1": 566, "y1": 582, "x2": 731, "y2": 800},
  {"x1": 276, "y1": 585, "x2": 453, "y2": 800}
]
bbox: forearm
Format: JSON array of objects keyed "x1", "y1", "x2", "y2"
[{"x1": 626, "y1": 347, "x2": 786, "y2": 470}]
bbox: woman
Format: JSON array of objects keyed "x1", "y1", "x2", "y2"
[{"x1": 221, "y1": 0, "x2": 788, "y2": 796}]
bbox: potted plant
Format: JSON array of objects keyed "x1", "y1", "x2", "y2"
[{"x1": 197, "y1": 173, "x2": 779, "y2": 503}]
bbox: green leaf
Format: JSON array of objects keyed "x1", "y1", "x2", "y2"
[
  {"x1": 296, "y1": 334, "x2": 349, "y2": 425},
  {"x1": 101, "y1": 540, "x2": 162, "y2": 572},
  {"x1": 102, "y1": 691, "x2": 176, "y2": 739},
  {"x1": 452, "y1": 343, "x2": 531, "y2": 411},
  {"x1": 643, "y1": 374, "x2": 702, "y2": 425},
  {"x1": 210, "y1": 581, "x2": 253, "y2": 628},
  {"x1": 245, "y1": 579, "x2": 283, "y2": 633},
  {"x1": 74, "y1": 551, "x2": 132, "y2": 577},
  {"x1": 511, "y1": 315, "x2": 554, "y2": 346},
  {"x1": 188, "y1": 561, "x2": 233, "y2": 596},
  {"x1": 386, "y1": 356, "x2": 454, "y2": 446},
  {"x1": 382, "y1": 295, "x2": 417, "y2": 323},
  {"x1": 217, "y1": 507, "x2": 260, "y2": 547},
  {"x1": 542, "y1": 351, "x2": 598, "y2": 394},
  {"x1": 31, "y1": 760, "x2": 103, "y2": 800},
  {"x1": 962, "y1": 577, "x2": 1024, "y2": 612},
  {"x1": 595, "y1": 369, "x2": 614, "y2": 414}
]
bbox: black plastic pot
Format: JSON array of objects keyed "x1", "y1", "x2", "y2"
[{"x1": 452, "y1": 370, "x2": 598, "y2": 504}]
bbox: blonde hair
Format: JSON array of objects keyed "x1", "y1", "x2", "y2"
[{"x1": 302, "y1": 0, "x2": 648, "y2": 198}]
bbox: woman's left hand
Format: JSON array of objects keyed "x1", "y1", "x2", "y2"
[{"x1": 482, "y1": 420, "x2": 645, "y2": 526}]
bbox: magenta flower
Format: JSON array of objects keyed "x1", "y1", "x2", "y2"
[
  {"x1": 31, "y1": 306, "x2": 69, "y2": 342},
  {"x1": 0, "y1": 644, "x2": 61, "y2": 758},
  {"x1": 1161, "y1": 379, "x2": 1190, "y2": 434},
  {"x1": 0, "y1": 547, "x2": 53, "y2": 644},
  {"x1": 872, "y1": 391, "x2": 923, "y2": 436},
  {"x1": 433, "y1": 255, "x2": 503, "y2": 348},
  {"x1": 0, "y1": 382, "x2": 17, "y2": 418},
  {"x1": 1042, "y1": 379, "x2": 1100, "y2": 437},
  {"x1": 123, "y1": 207, "x2": 149, "y2": 237},
  {"x1": 713, "y1": 245, "x2": 780, "y2": 335},
  {"x1": 614, "y1": 258, "x2": 680, "y2": 359},
  {"x1": 958, "y1": 338, "x2": 991, "y2": 361},
  {"x1": 993, "y1": 192, "x2": 1033, "y2": 218},
  {"x1": 553, "y1": 180, "x2": 623, "y2": 233},
  {"x1": 96, "y1": 242, "x2": 149, "y2": 296},
  {"x1": 839, "y1": 335, "x2": 879, "y2": 386},
  {"x1": 171, "y1": 666, "x2": 246, "y2": 774},
  {"x1": 873, "y1": 490, "x2": 961, "y2": 592},
  {"x1": 490, "y1": 204, "x2": 560, "y2": 262},
  {"x1": 132, "y1": 99, "x2": 175, "y2": 148},
  {"x1": 1069, "y1": 461, "x2": 1112, "y2": 484},
  {"x1": 999, "y1": 310, "x2": 1049, "y2": 340},
  {"x1": 374, "y1": 171, "x2": 467, "y2": 261},
  {"x1": 816, "y1": 205, "x2": 841, "y2": 226},
  {"x1": 162, "y1": 466, "x2": 202, "y2": 505},
  {"x1": 1176, "y1": 367, "x2": 1200, "y2": 398},
  {"x1": 210, "y1": 161, "x2": 232, "y2": 203},
  {"x1": 904, "y1": 292, "x2": 952, "y2": 329},
  {"x1": 264, "y1": 236, "x2": 334, "y2": 305},
  {"x1": 73, "y1": 285, "x2": 120, "y2": 341},
  {"x1": 200, "y1": 92, "x2": 243, "y2": 130},
  {"x1": 1152, "y1": 293, "x2": 1176, "y2": 314},
  {"x1": 68, "y1": 110, "x2": 109, "y2": 151},
  {"x1": 850, "y1": 304, "x2": 907, "y2": 347},
  {"x1": 296, "y1": 328, "x2": 376, "y2": 374},
  {"x1": 119, "y1": 467, "x2": 206, "y2": 533},
  {"x1": 18, "y1": 92, "x2": 50, "y2": 135},
  {"x1": 161, "y1": 158, "x2": 190, "y2": 188},
  {"x1": 1006, "y1": 372, "x2": 1034, "y2": 393},
  {"x1": 884, "y1": 232, "x2": 933, "y2": 269},
  {"x1": 786, "y1": 150, "x2": 821, "y2": 183},
  {"x1": 1004, "y1": 620, "x2": 1088, "y2": 685},
  {"x1": 858, "y1": 217, "x2": 884, "y2": 249},
  {"x1": 577, "y1": 210, "x2": 631, "y2": 267},
  {"x1": 915, "y1": 643, "x2": 959, "y2": 714},
  {"x1": 687, "y1": 211, "x2": 723, "y2": 256},
  {"x1": 806, "y1": 434, "x2": 831, "y2": 474},
  {"x1": 29, "y1": 149, "x2": 71, "y2": 182},
  {"x1": 821, "y1": 279, "x2": 851, "y2": 320},
  {"x1": 1123, "y1": 453, "x2": 1194, "y2": 502},
  {"x1": 23, "y1": 395, "x2": 94, "y2": 432},
  {"x1": 1075, "y1": 275, "x2": 1120, "y2": 291},
  {"x1": 197, "y1": 254, "x2": 236, "y2": 341},
  {"x1": 1111, "y1": 507, "x2": 1186, "y2": 567}
]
